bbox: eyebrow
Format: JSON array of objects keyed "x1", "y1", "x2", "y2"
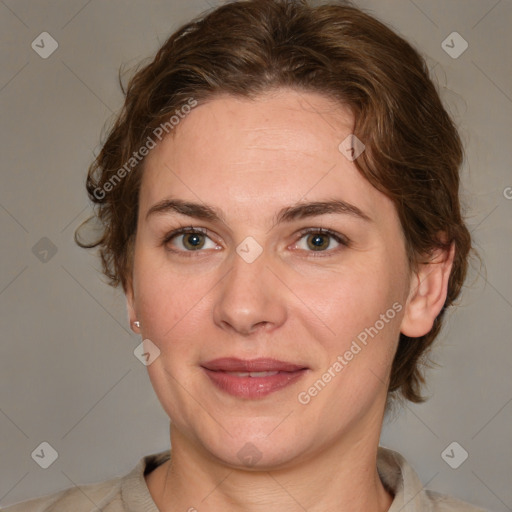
[{"x1": 145, "y1": 198, "x2": 371, "y2": 225}]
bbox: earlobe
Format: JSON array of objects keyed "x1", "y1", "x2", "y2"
[
  {"x1": 400, "y1": 242, "x2": 455, "y2": 338},
  {"x1": 125, "y1": 280, "x2": 140, "y2": 334}
]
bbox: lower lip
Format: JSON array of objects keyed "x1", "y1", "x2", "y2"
[{"x1": 202, "y1": 369, "x2": 307, "y2": 399}]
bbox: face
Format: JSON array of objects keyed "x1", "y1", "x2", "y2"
[{"x1": 127, "y1": 89, "x2": 414, "y2": 469}]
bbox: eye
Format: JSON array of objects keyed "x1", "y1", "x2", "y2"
[
  {"x1": 293, "y1": 228, "x2": 348, "y2": 253},
  {"x1": 163, "y1": 227, "x2": 220, "y2": 252}
]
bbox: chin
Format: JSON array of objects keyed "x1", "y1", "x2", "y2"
[
  {"x1": 218, "y1": 441, "x2": 307, "y2": 471},
  {"x1": 194, "y1": 421, "x2": 315, "y2": 471}
]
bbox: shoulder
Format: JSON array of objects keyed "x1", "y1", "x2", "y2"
[
  {"x1": 377, "y1": 446, "x2": 489, "y2": 512},
  {"x1": 0, "y1": 476, "x2": 123, "y2": 512},
  {"x1": 1, "y1": 450, "x2": 170, "y2": 512},
  {"x1": 425, "y1": 489, "x2": 488, "y2": 511}
]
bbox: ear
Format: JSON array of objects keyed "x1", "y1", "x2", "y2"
[
  {"x1": 125, "y1": 278, "x2": 140, "y2": 335},
  {"x1": 400, "y1": 242, "x2": 455, "y2": 338}
]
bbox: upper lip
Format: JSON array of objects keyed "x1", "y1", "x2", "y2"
[{"x1": 201, "y1": 358, "x2": 307, "y2": 372}]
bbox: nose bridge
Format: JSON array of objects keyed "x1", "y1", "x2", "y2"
[
  {"x1": 213, "y1": 245, "x2": 286, "y2": 335},
  {"x1": 226, "y1": 253, "x2": 265, "y2": 299}
]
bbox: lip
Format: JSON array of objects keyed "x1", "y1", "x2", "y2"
[{"x1": 201, "y1": 358, "x2": 308, "y2": 399}]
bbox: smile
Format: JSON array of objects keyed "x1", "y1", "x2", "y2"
[{"x1": 201, "y1": 358, "x2": 308, "y2": 399}]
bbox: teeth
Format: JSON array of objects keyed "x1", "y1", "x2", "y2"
[{"x1": 228, "y1": 371, "x2": 280, "y2": 377}]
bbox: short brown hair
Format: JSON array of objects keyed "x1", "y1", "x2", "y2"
[{"x1": 76, "y1": 0, "x2": 471, "y2": 404}]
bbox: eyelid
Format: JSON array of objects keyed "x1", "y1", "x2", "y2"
[
  {"x1": 291, "y1": 227, "x2": 350, "y2": 255},
  {"x1": 162, "y1": 225, "x2": 210, "y2": 243},
  {"x1": 162, "y1": 226, "x2": 221, "y2": 253},
  {"x1": 295, "y1": 227, "x2": 349, "y2": 245}
]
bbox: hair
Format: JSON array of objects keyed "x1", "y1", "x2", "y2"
[{"x1": 75, "y1": 0, "x2": 471, "y2": 404}]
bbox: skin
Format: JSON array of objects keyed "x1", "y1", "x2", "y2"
[{"x1": 125, "y1": 88, "x2": 454, "y2": 512}]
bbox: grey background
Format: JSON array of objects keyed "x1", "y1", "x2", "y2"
[{"x1": 0, "y1": 0, "x2": 511, "y2": 510}]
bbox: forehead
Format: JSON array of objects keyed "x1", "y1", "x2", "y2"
[{"x1": 139, "y1": 89, "x2": 395, "y2": 225}]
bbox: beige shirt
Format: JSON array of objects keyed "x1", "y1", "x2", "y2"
[{"x1": 2, "y1": 446, "x2": 487, "y2": 511}]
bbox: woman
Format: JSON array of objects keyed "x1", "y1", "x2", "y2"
[{"x1": 4, "y1": 0, "x2": 485, "y2": 510}]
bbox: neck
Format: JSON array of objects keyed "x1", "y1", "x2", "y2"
[{"x1": 146, "y1": 415, "x2": 393, "y2": 512}]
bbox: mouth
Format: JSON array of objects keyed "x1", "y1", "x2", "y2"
[{"x1": 201, "y1": 358, "x2": 309, "y2": 399}]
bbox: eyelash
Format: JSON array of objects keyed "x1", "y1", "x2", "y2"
[{"x1": 161, "y1": 226, "x2": 350, "y2": 257}]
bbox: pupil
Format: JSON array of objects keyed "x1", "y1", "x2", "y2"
[
  {"x1": 186, "y1": 234, "x2": 203, "y2": 248},
  {"x1": 310, "y1": 234, "x2": 327, "y2": 250}
]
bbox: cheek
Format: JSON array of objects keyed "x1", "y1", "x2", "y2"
[
  {"x1": 313, "y1": 259, "x2": 403, "y2": 329},
  {"x1": 132, "y1": 250, "x2": 216, "y2": 351},
  {"x1": 132, "y1": 255, "x2": 213, "y2": 421},
  {"x1": 305, "y1": 259, "x2": 406, "y2": 380}
]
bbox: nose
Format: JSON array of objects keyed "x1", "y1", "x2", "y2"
[{"x1": 212, "y1": 248, "x2": 287, "y2": 337}]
